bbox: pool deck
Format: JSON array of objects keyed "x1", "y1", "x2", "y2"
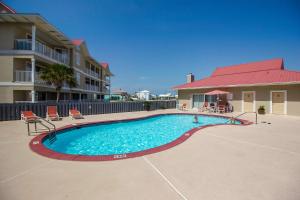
[{"x1": 0, "y1": 109, "x2": 300, "y2": 200}]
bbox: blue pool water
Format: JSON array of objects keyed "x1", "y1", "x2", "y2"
[{"x1": 44, "y1": 114, "x2": 239, "y2": 155}]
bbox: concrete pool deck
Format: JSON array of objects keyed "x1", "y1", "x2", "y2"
[{"x1": 0, "y1": 109, "x2": 300, "y2": 200}]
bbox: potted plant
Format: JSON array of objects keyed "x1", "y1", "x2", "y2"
[
  {"x1": 258, "y1": 105, "x2": 265, "y2": 114},
  {"x1": 144, "y1": 101, "x2": 151, "y2": 111}
]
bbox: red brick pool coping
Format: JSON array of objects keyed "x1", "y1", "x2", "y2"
[{"x1": 29, "y1": 113, "x2": 252, "y2": 161}]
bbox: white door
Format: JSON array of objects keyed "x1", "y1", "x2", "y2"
[
  {"x1": 243, "y1": 91, "x2": 255, "y2": 112},
  {"x1": 271, "y1": 91, "x2": 286, "y2": 114}
]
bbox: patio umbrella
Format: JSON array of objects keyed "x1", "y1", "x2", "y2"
[
  {"x1": 204, "y1": 90, "x2": 230, "y2": 109},
  {"x1": 204, "y1": 90, "x2": 230, "y2": 95}
]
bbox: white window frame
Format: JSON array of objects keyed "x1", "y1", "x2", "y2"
[
  {"x1": 270, "y1": 90, "x2": 287, "y2": 115},
  {"x1": 241, "y1": 91, "x2": 256, "y2": 112}
]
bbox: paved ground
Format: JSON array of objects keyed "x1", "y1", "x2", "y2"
[{"x1": 0, "y1": 109, "x2": 300, "y2": 200}]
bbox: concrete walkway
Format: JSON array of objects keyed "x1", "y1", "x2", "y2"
[{"x1": 0, "y1": 109, "x2": 299, "y2": 200}]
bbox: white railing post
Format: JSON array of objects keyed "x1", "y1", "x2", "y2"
[
  {"x1": 31, "y1": 90, "x2": 35, "y2": 103},
  {"x1": 32, "y1": 25, "x2": 36, "y2": 51},
  {"x1": 31, "y1": 58, "x2": 35, "y2": 83}
]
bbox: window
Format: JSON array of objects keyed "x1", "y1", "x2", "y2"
[
  {"x1": 205, "y1": 95, "x2": 217, "y2": 103},
  {"x1": 76, "y1": 72, "x2": 80, "y2": 86},
  {"x1": 76, "y1": 52, "x2": 80, "y2": 65},
  {"x1": 193, "y1": 94, "x2": 205, "y2": 108},
  {"x1": 85, "y1": 77, "x2": 90, "y2": 84}
]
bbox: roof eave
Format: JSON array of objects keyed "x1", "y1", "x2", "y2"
[
  {"x1": 174, "y1": 81, "x2": 300, "y2": 90},
  {"x1": 0, "y1": 13, "x2": 73, "y2": 47}
]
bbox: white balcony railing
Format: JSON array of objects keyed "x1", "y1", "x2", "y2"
[
  {"x1": 85, "y1": 84, "x2": 100, "y2": 91},
  {"x1": 15, "y1": 70, "x2": 32, "y2": 82},
  {"x1": 14, "y1": 39, "x2": 69, "y2": 65},
  {"x1": 85, "y1": 68, "x2": 100, "y2": 78},
  {"x1": 15, "y1": 70, "x2": 46, "y2": 84}
]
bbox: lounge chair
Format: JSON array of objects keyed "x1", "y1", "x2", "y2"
[
  {"x1": 179, "y1": 103, "x2": 187, "y2": 111},
  {"x1": 21, "y1": 111, "x2": 39, "y2": 123},
  {"x1": 69, "y1": 108, "x2": 83, "y2": 119},
  {"x1": 46, "y1": 106, "x2": 60, "y2": 121}
]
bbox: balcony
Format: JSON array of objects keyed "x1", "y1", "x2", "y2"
[
  {"x1": 85, "y1": 68, "x2": 100, "y2": 78},
  {"x1": 15, "y1": 70, "x2": 48, "y2": 85},
  {"x1": 85, "y1": 84, "x2": 100, "y2": 92},
  {"x1": 105, "y1": 77, "x2": 111, "y2": 86},
  {"x1": 15, "y1": 70, "x2": 32, "y2": 82},
  {"x1": 14, "y1": 39, "x2": 69, "y2": 65}
]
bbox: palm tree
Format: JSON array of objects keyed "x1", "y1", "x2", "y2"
[{"x1": 40, "y1": 64, "x2": 77, "y2": 102}]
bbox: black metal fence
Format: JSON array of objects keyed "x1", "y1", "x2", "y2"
[{"x1": 0, "y1": 100, "x2": 177, "y2": 121}]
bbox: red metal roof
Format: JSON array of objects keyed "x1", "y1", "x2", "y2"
[
  {"x1": 0, "y1": 2, "x2": 16, "y2": 13},
  {"x1": 72, "y1": 39, "x2": 84, "y2": 46},
  {"x1": 174, "y1": 58, "x2": 300, "y2": 89},
  {"x1": 99, "y1": 62, "x2": 109, "y2": 69},
  {"x1": 211, "y1": 58, "x2": 284, "y2": 76}
]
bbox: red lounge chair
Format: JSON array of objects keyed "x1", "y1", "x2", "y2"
[
  {"x1": 21, "y1": 111, "x2": 38, "y2": 122},
  {"x1": 47, "y1": 106, "x2": 59, "y2": 121},
  {"x1": 69, "y1": 109, "x2": 83, "y2": 119}
]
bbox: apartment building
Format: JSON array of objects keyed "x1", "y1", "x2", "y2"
[{"x1": 0, "y1": 2, "x2": 112, "y2": 103}]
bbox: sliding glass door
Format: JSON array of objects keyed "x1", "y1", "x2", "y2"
[{"x1": 192, "y1": 94, "x2": 205, "y2": 108}]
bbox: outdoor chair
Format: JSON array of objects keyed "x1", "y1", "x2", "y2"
[
  {"x1": 199, "y1": 102, "x2": 209, "y2": 112},
  {"x1": 179, "y1": 103, "x2": 187, "y2": 111},
  {"x1": 46, "y1": 106, "x2": 60, "y2": 121},
  {"x1": 69, "y1": 108, "x2": 84, "y2": 119},
  {"x1": 21, "y1": 111, "x2": 39, "y2": 123},
  {"x1": 218, "y1": 105, "x2": 226, "y2": 113},
  {"x1": 208, "y1": 103, "x2": 216, "y2": 113}
]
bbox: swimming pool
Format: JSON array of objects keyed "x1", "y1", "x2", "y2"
[{"x1": 30, "y1": 114, "x2": 248, "y2": 161}]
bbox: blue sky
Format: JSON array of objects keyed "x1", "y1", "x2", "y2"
[{"x1": 6, "y1": 0, "x2": 300, "y2": 94}]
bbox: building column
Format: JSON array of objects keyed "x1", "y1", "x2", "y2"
[
  {"x1": 31, "y1": 25, "x2": 36, "y2": 51},
  {"x1": 108, "y1": 76, "x2": 111, "y2": 99},
  {"x1": 31, "y1": 58, "x2": 35, "y2": 83},
  {"x1": 79, "y1": 93, "x2": 82, "y2": 101},
  {"x1": 31, "y1": 90, "x2": 35, "y2": 103}
]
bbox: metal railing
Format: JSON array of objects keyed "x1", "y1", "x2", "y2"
[
  {"x1": 26, "y1": 117, "x2": 56, "y2": 143},
  {"x1": 85, "y1": 84, "x2": 100, "y2": 91},
  {"x1": 85, "y1": 68, "x2": 100, "y2": 78},
  {"x1": 228, "y1": 112, "x2": 257, "y2": 124},
  {"x1": 15, "y1": 70, "x2": 48, "y2": 85},
  {"x1": 15, "y1": 70, "x2": 32, "y2": 82},
  {"x1": 14, "y1": 39, "x2": 69, "y2": 65}
]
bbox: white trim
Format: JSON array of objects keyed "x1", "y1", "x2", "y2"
[
  {"x1": 72, "y1": 67, "x2": 101, "y2": 81},
  {"x1": 0, "y1": 50, "x2": 69, "y2": 66},
  {"x1": 242, "y1": 91, "x2": 256, "y2": 112},
  {"x1": 0, "y1": 82, "x2": 104, "y2": 94},
  {"x1": 0, "y1": 82, "x2": 34, "y2": 86},
  {"x1": 270, "y1": 90, "x2": 287, "y2": 115},
  {"x1": 31, "y1": 57, "x2": 35, "y2": 83},
  {"x1": 174, "y1": 81, "x2": 300, "y2": 90}
]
